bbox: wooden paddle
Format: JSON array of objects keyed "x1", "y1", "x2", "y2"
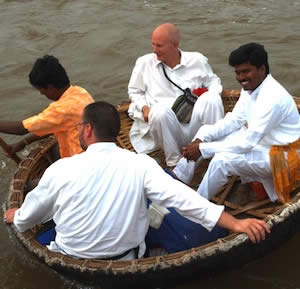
[{"x1": 0, "y1": 137, "x2": 21, "y2": 164}]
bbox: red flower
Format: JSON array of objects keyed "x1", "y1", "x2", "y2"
[{"x1": 192, "y1": 87, "x2": 208, "y2": 96}]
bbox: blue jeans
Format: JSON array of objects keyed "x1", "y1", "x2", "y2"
[
  {"x1": 146, "y1": 206, "x2": 227, "y2": 253},
  {"x1": 36, "y1": 221, "x2": 56, "y2": 245}
]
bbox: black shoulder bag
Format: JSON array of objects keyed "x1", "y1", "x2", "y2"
[{"x1": 161, "y1": 63, "x2": 198, "y2": 124}]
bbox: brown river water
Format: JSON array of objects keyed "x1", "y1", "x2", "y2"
[{"x1": 0, "y1": 0, "x2": 299, "y2": 288}]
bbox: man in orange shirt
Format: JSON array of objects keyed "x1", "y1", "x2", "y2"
[{"x1": 0, "y1": 55, "x2": 94, "y2": 159}]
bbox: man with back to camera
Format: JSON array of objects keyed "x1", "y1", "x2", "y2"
[
  {"x1": 0, "y1": 55, "x2": 94, "y2": 159},
  {"x1": 128, "y1": 23, "x2": 224, "y2": 167},
  {"x1": 4, "y1": 101, "x2": 270, "y2": 260},
  {"x1": 171, "y1": 42, "x2": 300, "y2": 202}
]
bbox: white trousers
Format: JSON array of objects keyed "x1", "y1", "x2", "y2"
[
  {"x1": 148, "y1": 92, "x2": 224, "y2": 166},
  {"x1": 174, "y1": 150, "x2": 277, "y2": 202}
]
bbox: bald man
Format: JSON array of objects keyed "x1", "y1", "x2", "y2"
[{"x1": 128, "y1": 23, "x2": 224, "y2": 167}]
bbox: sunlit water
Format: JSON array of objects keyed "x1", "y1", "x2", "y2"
[{"x1": 0, "y1": 0, "x2": 299, "y2": 288}]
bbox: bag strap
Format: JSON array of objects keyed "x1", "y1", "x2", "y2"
[{"x1": 161, "y1": 63, "x2": 185, "y2": 93}]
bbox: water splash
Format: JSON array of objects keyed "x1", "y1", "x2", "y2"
[
  {"x1": 0, "y1": 160, "x2": 6, "y2": 169},
  {"x1": 21, "y1": 149, "x2": 30, "y2": 157}
]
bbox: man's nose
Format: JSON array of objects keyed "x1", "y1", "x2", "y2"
[
  {"x1": 152, "y1": 45, "x2": 158, "y2": 53},
  {"x1": 236, "y1": 72, "x2": 244, "y2": 81}
]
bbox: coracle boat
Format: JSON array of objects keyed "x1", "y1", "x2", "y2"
[{"x1": 6, "y1": 89, "x2": 300, "y2": 289}]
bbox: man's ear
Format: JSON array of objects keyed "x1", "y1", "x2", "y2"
[
  {"x1": 258, "y1": 64, "x2": 266, "y2": 74},
  {"x1": 85, "y1": 123, "x2": 93, "y2": 138}
]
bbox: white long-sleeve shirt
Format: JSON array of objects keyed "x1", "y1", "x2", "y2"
[
  {"x1": 14, "y1": 142, "x2": 224, "y2": 259},
  {"x1": 196, "y1": 74, "x2": 300, "y2": 159},
  {"x1": 128, "y1": 50, "x2": 223, "y2": 153}
]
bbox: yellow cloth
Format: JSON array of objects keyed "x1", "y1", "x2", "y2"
[
  {"x1": 270, "y1": 139, "x2": 300, "y2": 203},
  {"x1": 23, "y1": 86, "x2": 94, "y2": 158}
]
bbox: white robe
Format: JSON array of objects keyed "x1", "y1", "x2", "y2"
[
  {"x1": 174, "y1": 74, "x2": 300, "y2": 201},
  {"x1": 128, "y1": 50, "x2": 224, "y2": 166}
]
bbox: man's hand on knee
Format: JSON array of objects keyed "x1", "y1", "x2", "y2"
[
  {"x1": 142, "y1": 106, "x2": 151, "y2": 122},
  {"x1": 182, "y1": 138, "x2": 201, "y2": 161}
]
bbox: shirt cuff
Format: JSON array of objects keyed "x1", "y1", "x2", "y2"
[
  {"x1": 203, "y1": 204, "x2": 224, "y2": 231},
  {"x1": 137, "y1": 101, "x2": 148, "y2": 112},
  {"x1": 22, "y1": 118, "x2": 44, "y2": 136},
  {"x1": 13, "y1": 208, "x2": 29, "y2": 232},
  {"x1": 200, "y1": 142, "x2": 216, "y2": 159}
]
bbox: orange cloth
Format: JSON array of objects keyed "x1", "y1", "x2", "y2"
[
  {"x1": 270, "y1": 139, "x2": 300, "y2": 203},
  {"x1": 23, "y1": 86, "x2": 94, "y2": 158}
]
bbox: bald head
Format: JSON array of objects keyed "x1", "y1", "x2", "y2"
[
  {"x1": 153, "y1": 23, "x2": 180, "y2": 46},
  {"x1": 152, "y1": 23, "x2": 181, "y2": 68}
]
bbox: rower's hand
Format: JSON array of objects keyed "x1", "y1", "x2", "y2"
[
  {"x1": 234, "y1": 218, "x2": 271, "y2": 243},
  {"x1": 6, "y1": 141, "x2": 25, "y2": 156},
  {"x1": 182, "y1": 138, "x2": 201, "y2": 161},
  {"x1": 142, "y1": 106, "x2": 151, "y2": 122},
  {"x1": 4, "y1": 208, "x2": 18, "y2": 224}
]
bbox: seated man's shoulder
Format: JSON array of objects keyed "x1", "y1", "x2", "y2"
[
  {"x1": 121, "y1": 147, "x2": 151, "y2": 160},
  {"x1": 136, "y1": 53, "x2": 157, "y2": 65},
  {"x1": 123, "y1": 149, "x2": 158, "y2": 166},
  {"x1": 42, "y1": 155, "x2": 75, "y2": 177},
  {"x1": 66, "y1": 86, "x2": 93, "y2": 100},
  {"x1": 261, "y1": 76, "x2": 292, "y2": 101},
  {"x1": 183, "y1": 51, "x2": 208, "y2": 62}
]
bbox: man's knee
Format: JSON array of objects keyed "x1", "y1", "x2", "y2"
[
  {"x1": 150, "y1": 105, "x2": 174, "y2": 125},
  {"x1": 193, "y1": 92, "x2": 224, "y2": 120},
  {"x1": 209, "y1": 153, "x2": 234, "y2": 174}
]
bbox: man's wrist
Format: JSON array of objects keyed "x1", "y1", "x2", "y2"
[
  {"x1": 142, "y1": 106, "x2": 147, "y2": 113},
  {"x1": 23, "y1": 138, "x2": 30, "y2": 146}
]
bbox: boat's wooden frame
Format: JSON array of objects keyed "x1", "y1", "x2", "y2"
[{"x1": 6, "y1": 89, "x2": 300, "y2": 289}]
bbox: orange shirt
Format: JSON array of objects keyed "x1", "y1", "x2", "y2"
[{"x1": 23, "y1": 86, "x2": 94, "y2": 158}]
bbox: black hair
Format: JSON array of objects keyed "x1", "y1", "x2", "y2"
[
  {"x1": 228, "y1": 42, "x2": 270, "y2": 75},
  {"x1": 83, "y1": 101, "x2": 120, "y2": 139},
  {"x1": 29, "y1": 55, "x2": 70, "y2": 89}
]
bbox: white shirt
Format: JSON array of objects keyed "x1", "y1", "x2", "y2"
[
  {"x1": 196, "y1": 74, "x2": 300, "y2": 159},
  {"x1": 13, "y1": 142, "x2": 224, "y2": 259},
  {"x1": 128, "y1": 51, "x2": 222, "y2": 153}
]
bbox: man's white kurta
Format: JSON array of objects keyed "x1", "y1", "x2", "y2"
[
  {"x1": 13, "y1": 143, "x2": 224, "y2": 259},
  {"x1": 175, "y1": 74, "x2": 300, "y2": 201},
  {"x1": 128, "y1": 51, "x2": 224, "y2": 165}
]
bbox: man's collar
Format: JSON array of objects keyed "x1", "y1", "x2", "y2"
[
  {"x1": 154, "y1": 57, "x2": 162, "y2": 67},
  {"x1": 58, "y1": 85, "x2": 72, "y2": 100},
  {"x1": 246, "y1": 74, "x2": 271, "y2": 97},
  {"x1": 86, "y1": 142, "x2": 117, "y2": 152},
  {"x1": 154, "y1": 49, "x2": 185, "y2": 69}
]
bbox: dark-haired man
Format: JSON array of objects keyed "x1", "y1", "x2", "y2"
[
  {"x1": 4, "y1": 101, "x2": 270, "y2": 260},
  {"x1": 0, "y1": 55, "x2": 94, "y2": 158},
  {"x1": 172, "y1": 42, "x2": 300, "y2": 201}
]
